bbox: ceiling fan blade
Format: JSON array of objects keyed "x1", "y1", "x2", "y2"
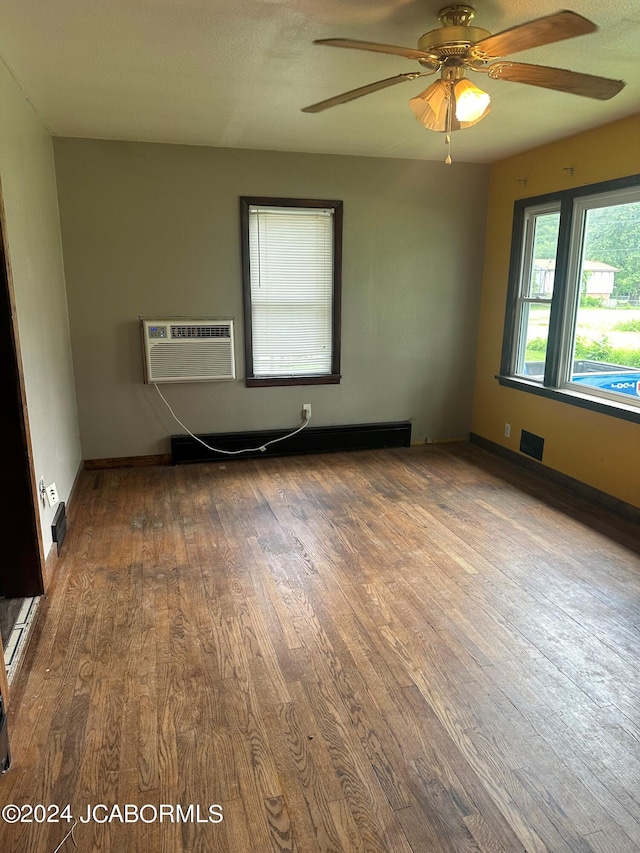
[
  {"x1": 313, "y1": 38, "x2": 439, "y2": 66},
  {"x1": 471, "y1": 10, "x2": 596, "y2": 60},
  {"x1": 302, "y1": 72, "x2": 423, "y2": 113},
  {"x1": 487, "y1": 61, "x2": 625, "y2": 100}
]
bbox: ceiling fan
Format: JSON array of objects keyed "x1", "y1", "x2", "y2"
[{"x1": 302, "y1": 5, "x2": 625, "y2": 160}]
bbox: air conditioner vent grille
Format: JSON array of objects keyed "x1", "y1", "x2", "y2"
[
  {"x1": 141, "y1": 318, "x2": 235, "y2": 383},
  {"x1": 171, "y1": 324, "x2": 230, "y2": 339},
  {"x1": 150, "y1": 342, "x2": 234, "y2": 379}
]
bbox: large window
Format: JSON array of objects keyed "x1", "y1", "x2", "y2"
[
  {"x1": 500, "y1": 174, "x2": 640, "y2": 422},
  {"x1": 240, "y1": 197, "x2": 342, "y2": 386}
]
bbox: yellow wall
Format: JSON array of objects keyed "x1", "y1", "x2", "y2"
[{"x1": 472, "y1": 114, "x2": 640, "y2": 509}]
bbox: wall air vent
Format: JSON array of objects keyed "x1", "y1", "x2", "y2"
[{"x1": 141, "y1": 318, "x2": 236, "y2": 383}]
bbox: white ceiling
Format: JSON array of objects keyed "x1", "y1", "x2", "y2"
[{"x1": 0, "y1": 0, "x2": 638, "y2": 164}]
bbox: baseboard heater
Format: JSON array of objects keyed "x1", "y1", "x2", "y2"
[{"x1": 171, "y1": 420, "x2": 411, "y2": 465}]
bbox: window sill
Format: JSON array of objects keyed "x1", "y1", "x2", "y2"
[
  {"x1": 246, "y1": 374, "x2": 341, "y2": 388},
  {"x1": 496, "y1": 375, "x2": 640, "y2": 425}
]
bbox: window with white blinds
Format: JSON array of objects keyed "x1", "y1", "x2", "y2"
[{"x1": 241, "y1": 198, "x2": 342, "y2": 386}]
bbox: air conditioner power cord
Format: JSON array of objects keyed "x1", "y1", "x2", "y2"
[{"x1": 154, "y1": 383, "x2": 310, "y2": 456}]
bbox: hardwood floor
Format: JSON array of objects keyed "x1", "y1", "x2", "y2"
[{"x1": 2, "y1": 443, "x2": 640, "y2": 852}]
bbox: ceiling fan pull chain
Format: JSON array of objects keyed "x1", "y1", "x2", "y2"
[{"x1": 445, "y1": 82, "x2": 453, "y2": 165}]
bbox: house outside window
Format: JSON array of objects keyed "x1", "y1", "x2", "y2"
[
  {"x1": 240, "y1": 197, "x2": 343, "y2": 387},
  {"x1": 499, "y1": 174, "x2": 640, "y2": 422}
]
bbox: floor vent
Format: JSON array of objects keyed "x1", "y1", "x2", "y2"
[
  {"x1": 520, "y1": 429, "x2": 545, "y2": 461},
  {"x1": 171, "y1": 420, "x2": 412, "y2": 464},
  {"x1": 0, "y1": 693, "x2": 10, "y2": 773},
  {"x1": 3, "y1": 597, "x2": 39, "y2": 685},
  {"x1": 51, "y1": 502, "x2": 67, "y2": 555}
]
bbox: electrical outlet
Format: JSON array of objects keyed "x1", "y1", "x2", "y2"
[
  {"x1": 302, "y1": 403, "x2": 312, "y2": 420},
  {"x1": 46, "y1": 483, "x2": 59, "y2": 508},
  {"x1": 504, "y1": 423, "x2": 511, "y2": 438}
]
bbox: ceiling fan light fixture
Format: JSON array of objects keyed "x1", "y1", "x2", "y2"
[
  {"x1": 409, "y1": 80, "x2": 451, "y2": 132},
  {"x1": 305, "y1": 6, "x2": 625, "y2": 134},
  {"x1": 454, "y1": 78, "x2": 491, "y2": 122},
  {"x1": 409, "y1": 75, "x2": 490, "y2": 134}
]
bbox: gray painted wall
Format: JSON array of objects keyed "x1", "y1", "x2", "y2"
[
  {"x1": 54, "y1": 138, "x2": 489, "y2": 460},
  {"x1": 0, "y1": 60, "x2": 81, "y2": 556}
]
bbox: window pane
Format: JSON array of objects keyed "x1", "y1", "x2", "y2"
[
  {"x1": 519, "y1": 302, "x2": 552, "y2": 379},
  {"x1": 514, "y1": 209, "x2": 559, "y2": 377},
  {"x1": 570, "y1": 200, "x2": 640, "y2": 401},
  {"x1": 248, "y1": 205, "x2": 334, "y2": 378},
  {"x1": 527, "y1": 212, "x2": 560, "y2": 297}
]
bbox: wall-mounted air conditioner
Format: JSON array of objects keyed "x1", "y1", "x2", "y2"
[{"x1": 141, "y1": 318, "x2": 236, "y2": 383}]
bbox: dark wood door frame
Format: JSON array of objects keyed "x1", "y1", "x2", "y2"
[{"x1": 0, "y1": 179, "x2": 45, "y2": 600}]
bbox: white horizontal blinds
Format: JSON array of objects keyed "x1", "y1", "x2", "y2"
[{"x1": 249, "y1": 205, "x2": 334, "y2": 377}]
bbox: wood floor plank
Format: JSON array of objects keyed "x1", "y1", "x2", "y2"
[
  {"x1": 263, "y1": 699, "x2": 339, "y2": 852},
  {"x1": 3, "y1": 444, "x2": 640, "y2": 852},
  {"x1": 299, "y1": 672, "x2": 414, "y2": 852}
]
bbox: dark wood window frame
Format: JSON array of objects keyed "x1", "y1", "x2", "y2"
[
  {"x1": 498, "y1": 172, "x2": 640, "y2": 426},
  {"x1": 240, "y1": 196, "x2": 343, "y2": 387}
]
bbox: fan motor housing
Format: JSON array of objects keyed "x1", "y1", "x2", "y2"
[{"x1": 417, "y1": 24, "x2": 491, "y2": 57}]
